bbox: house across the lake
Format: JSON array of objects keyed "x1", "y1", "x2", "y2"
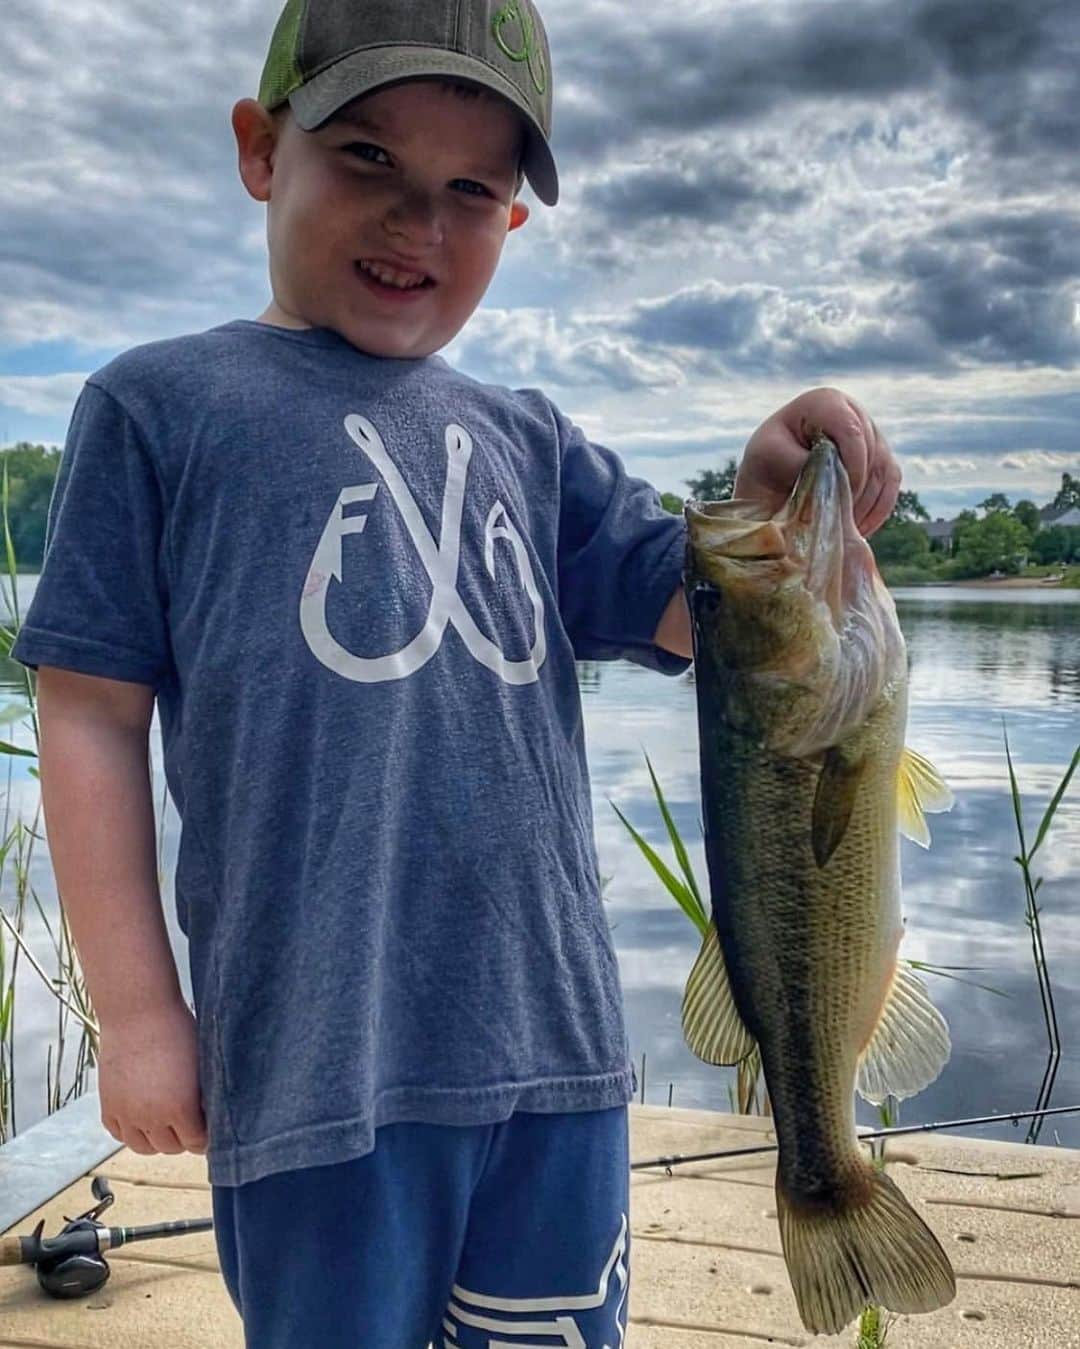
[
  {"x1": 921, "y1": 517, "x2": 958, "y2": 552},
  {"x1": 917, "y1": 501, "x2": 1080, "y2": 553}
]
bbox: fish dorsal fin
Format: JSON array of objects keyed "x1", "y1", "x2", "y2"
[
  {"x1": 681, "y1": 921, "x2": 757, "y2": 1065},
  {"x1": 857, "y1": 962, "x2": 951, "y2": 1105},
  {"x1": 897, "y1": 748, "x2": 955, "y2": 849}
]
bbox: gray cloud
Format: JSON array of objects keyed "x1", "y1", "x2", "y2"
[
  {"x1": 621, "y1": 281, "x2": 940, "y2": 377},
  {"x1": 587, "y1": 153, "x2": 811, "y2": 235},
  {"x1": 2, "y1": 0, "x2": 271, "y2": 343},
  {"x1": 447, "y1": 308, "x2": 687, "y2": 393},
  {"x1": 890, "y1": 388, "x2": 1080, "y2": 459},
  {"x1": 623, "y1": 284, "x2": 765, "y2": 353},
  {"x1": 549, "y1": 1, "x2": 927, "y2": 159},
  {"x1": 550, "y1": 0, "x2": 1080, "y2": 189},
  {"x1": 861, "y1": 210, "x2": 1080, "y2": 368},
  {"x1": 3, "y1": 0, "x2": 1078, "y2": 521}
]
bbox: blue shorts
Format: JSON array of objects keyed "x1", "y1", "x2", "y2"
[{"x1": 211, "y1": 1106, "x2": 630, "y2": 1348}]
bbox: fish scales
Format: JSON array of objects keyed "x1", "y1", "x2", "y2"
[
  {"x1": 701, "y1": 680, "x2": 903, "y2": 1192},
  {"x1": 681, "y1": 433, "x2": 956, "y2": 1335}
]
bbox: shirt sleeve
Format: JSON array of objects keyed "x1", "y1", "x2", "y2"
[
  {"x1": 11, "y1": 380, "x2": 173, "y2": 688},
  {"x1": 556, "y1": 414, "x2": 689, "y2": 673}
]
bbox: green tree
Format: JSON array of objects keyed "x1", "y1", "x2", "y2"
[
  {"x1": 0, "y1": 443, "x2": 62, "y2": 568},
  {"x1": 1051, "y1": 472, "x2": 1080, "y2": 511},
  {"x1": 894, "y1": 490, "x2": 929, "y2": 522},
  {"x1": 1030, "y1": 525, "x2": 1071, "y2": 566},
  {"x1": 685, "y1": 458, "x2": 738, "y2": 502},
  {"x1": 1013, "y1": 499, "x2": 1041, "y2": 540},
  {"x1": 979, "y1": 493, "x2": 1012, "y2": 514},
  {"x1": 660, "y1": 492, "x2": 684, "y2": 516},
  {"x1": 953, "y1": 511, "x2": 1030, "y2": 577},
  {"x1": 951, "y1": 508, "x2": 978, "y2": 552},
  {"x1": 1031, "y1": 526, "x2": 1080, "y2": 566},
  {"x1": 870, "y1": 518, "x2": 931, "y2": 568}
]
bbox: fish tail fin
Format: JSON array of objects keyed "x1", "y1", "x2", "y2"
[{"x1": 776, "y1": 1166, "x2": 956, "y2": 1335}]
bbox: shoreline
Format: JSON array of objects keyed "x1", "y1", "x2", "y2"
[
  {"x1": 918, "y1": 576, "x2": 1069, "y2": 589},
  {"x1": 890, "y1": 575, "x2": 1076, "y2": 590}
]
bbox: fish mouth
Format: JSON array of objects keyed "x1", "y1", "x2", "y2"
[
  {"x1": 685, "y1": 433, "x2": 870, "y2": 625},
  {"x1": 685, "y1": 432, "x2": 904, "y2": 756}
]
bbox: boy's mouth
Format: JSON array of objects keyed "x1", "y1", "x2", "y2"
[{"x1": 356, "y1": 258, "x2": 435, "y2": 292}]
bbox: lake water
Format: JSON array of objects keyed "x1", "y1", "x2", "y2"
[{"x1": 2, "y1": 579, "x2": 1078, "y2": 1149}]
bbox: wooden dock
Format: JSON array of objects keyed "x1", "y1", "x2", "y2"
[{"x1": 2, "y1": 1104, "x2": 1077, "y2": 1346}]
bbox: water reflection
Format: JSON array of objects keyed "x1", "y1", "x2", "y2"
[
  {"x1": 585, "y1": 591, "x2": 1080, "y2": 1146},
  {"x1": 1, "y1": 576, "x2": 1077, "y2": 1144}
]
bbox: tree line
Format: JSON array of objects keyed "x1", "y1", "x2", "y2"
[
  {"x1": 5, "y1": 439, "x2": 1079, "y2": 580},
  {"x1": 0, "y1": 443, "x2": 63, "y2": 569},
  {"x1": 869, "y1": 477, "x2": 1080, "y2": 579},
  {"x1": 663, "y1": 461, "x2": 1080, "y2": 581}
]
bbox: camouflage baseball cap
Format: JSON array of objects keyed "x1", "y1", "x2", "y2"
[{"x1": 258, "y1": 0, "x2": 558, "y2": 205}]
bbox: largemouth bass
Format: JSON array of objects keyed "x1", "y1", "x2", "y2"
[{"x1": 682, "y1": 432, "x2": 956, "y2": 1335}]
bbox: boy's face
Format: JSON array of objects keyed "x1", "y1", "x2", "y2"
[{"x1": 234, "y1": 80, "x2": 529, "y2": 359}]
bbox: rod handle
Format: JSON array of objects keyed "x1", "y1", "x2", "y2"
[{"x1": 0, "y1": 1235, "x2": 28, "y2": 1266}]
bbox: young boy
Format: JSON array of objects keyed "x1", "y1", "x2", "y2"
[{"x1": 13, "y1": 1, "x2": 899, "y2": 1344}]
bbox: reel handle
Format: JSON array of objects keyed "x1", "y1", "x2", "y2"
[{"x1": 1, "y1": 1235, "x2": 29, "y2": 1266}]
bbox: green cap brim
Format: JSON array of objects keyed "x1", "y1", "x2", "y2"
[{"x1": 286, "y1": 47, "x2": 559, "y2": 206}]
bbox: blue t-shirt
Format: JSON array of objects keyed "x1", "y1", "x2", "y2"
[{"x1": 13, "y1": 320, "x2": 688, "y2": 1186}]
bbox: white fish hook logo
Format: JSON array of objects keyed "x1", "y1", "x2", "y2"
[{"x1": 299, "y1": 416, "x2": 546, "y2": 686}]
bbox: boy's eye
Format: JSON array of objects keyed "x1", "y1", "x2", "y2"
[
  {"x1": 452, "y1": 179, "x2": 492, "y2": 198},
  {"x1": 343, "y1": 142, "x2": 391, "y2": 165}
]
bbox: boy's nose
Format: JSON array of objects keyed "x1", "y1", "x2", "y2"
[{"x1": 383, "y1": 187, "x2": 444, "y2": 248}]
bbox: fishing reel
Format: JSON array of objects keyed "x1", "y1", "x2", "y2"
[
  {"x1": 1, "y1": 1174, "x2": 213, "y2": 1300},
  {"x1": 33, "y1": 1175, "x2": 115, "y2": 1299}
]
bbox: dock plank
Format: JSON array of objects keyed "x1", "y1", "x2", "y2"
[{"x1": 1, "y1": 1104, "x2": 1076, "y2": 1347}]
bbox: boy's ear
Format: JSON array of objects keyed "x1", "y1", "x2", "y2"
[
  {"x1": 508, "y1": 200, "x2": 530, "y2": 232},
  {"x1": 232, "y1": 98, "x2": 278, "y2": 204}
]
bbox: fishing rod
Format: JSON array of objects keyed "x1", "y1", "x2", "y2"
[
  {"x1": 631, "y1": 1102, "x2": 1080, "y2": 1172},
  {"x1": 0, "y1": 1175, "x2": 212, "y2": 1299}
]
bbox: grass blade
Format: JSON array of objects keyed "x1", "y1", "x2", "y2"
[
  {"x1": 906, "y1": 960, "x2": 1008, "y2": 998},
  {"x1": 1, "y1": 463, "x2": 18, "y2": 624},
  {"x1": 643, "y1": 751, "x2": 706, "y2": 918},
  {"x1": 610, "y1": 801, "x2": 709, "y2": 936},
  {"x1": 1029, "y1": 742, "x2": 1080, "y2": 860},
  {"x1": 0, "y1": 741, "x2": 37, "y2": 760},
  {"x1": 1003, "y1": 728, "x2": 1028, "y2": 857}
]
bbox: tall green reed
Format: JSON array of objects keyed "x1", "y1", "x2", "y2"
[
  {"x1": 0, "y1": 459, "x2": 100, "y2": 1141},
  {"x1": 1004, "y1": 726, "x2": 1078, "y2": 1145}
]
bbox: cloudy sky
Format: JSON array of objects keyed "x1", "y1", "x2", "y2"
[{"x1": 2, "y1": 0, "x2": 1078, "y2": 517}]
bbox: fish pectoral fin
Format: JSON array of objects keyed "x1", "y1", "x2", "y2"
[
  {"x1": 811, "y1": 747, "x2": 865, "y2": 868},
  {"x1": 897, "y1": 748, "x2": 955, "y2": 849},
  {"x1": 681, "y1": 921, "x2": 756, "y2": 1065},
  {"x1": 857, "y1": 962, "x2": 951, "y2": 1104}
]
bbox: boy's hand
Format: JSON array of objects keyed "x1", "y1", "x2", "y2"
[
  {"x1": 654, "y1": 387, "x2": 900, "y2": 659},
  {"x1": 734, "y1": 387, "x2": 900, "y2": 538},
  {"x1": 98, "y1": 998, "x2": 208, "y2": 1156}
]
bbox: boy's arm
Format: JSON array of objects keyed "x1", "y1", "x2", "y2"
[
  {"x1": 37, "y1": 666, "x2": 207, "y2": 1155},
  {"x1": 653, "y1": 588, "x2": 693, "y2": 660}
]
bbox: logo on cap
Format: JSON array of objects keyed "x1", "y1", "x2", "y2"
[{"x1": 492, "y1": 1, "x2": 547, "y2": 97}]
